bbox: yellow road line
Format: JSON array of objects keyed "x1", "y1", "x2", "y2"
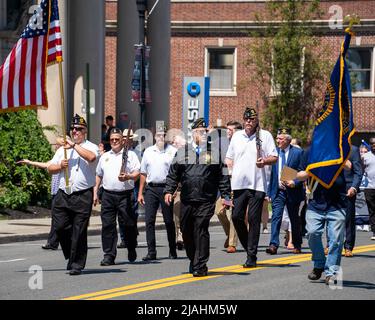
[{"x1": 63, "y1": 244, "x2": 375, "y2": 300}]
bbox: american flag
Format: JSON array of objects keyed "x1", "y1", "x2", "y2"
[{"x1": 0, "y1": 0, "x2": 62, "y2": 113}]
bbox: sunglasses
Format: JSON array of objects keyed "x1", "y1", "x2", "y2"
[{"x1": 71, "y1": 126, "x2": 85, "y2": 132}]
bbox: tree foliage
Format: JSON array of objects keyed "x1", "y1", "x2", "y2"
[
  {"x1": 0, "y1": 110, "x2": 53, "y2": 210},
  {"x1": 246, "y1": 0, "x2": 331, "y2": 145}
]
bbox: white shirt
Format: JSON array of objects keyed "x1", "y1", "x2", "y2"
[
  {"x1": 363, "y1": 151, "x2": 375, "y2": 189},
  {"x1": 226, "y1": 129, "x2": 277, "y2": 192},
  {"x1": 140, "y1": 144, "x2": 177, "y2": 183},
  {"x1": 51, "y1": 140, "x2": 100, "y2": 193},
  {"x1": 96, "y1": 149, "x2": 141, "y2": 191}
]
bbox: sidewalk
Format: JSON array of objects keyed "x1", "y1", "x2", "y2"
[{"x1": 0, "y1": 208, "x2": 220, "y2": 244}]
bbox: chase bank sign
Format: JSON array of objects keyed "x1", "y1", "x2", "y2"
[{"x1": 182, "y1": 77, "x2": 210, "y2": 143}]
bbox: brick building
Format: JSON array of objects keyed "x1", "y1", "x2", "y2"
[{"x1": 104, "y1": 0, "x2": 375, "y2": 144}]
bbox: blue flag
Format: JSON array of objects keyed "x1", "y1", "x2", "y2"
[{"x1": 306, "y1": 29, "x2": 355, "y2": 189}]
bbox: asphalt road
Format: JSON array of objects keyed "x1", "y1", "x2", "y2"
[{"x1": 0, "y1": 225, "x2": 374, "y2": 300}]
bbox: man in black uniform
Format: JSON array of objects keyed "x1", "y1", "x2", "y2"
[{"x1": 164, "y1": 118, "x2": 231, "y2": 277}]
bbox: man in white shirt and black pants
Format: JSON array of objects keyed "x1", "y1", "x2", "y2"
[
  {"x1": 94, "y1": 128, "x2": 140, "y2": 266},
  {"x1": 48, "y1": 114, "x2": 100, "y2": 276},
  {"x1": 226, "y1": 107, "x2": 278, "y2": 268},
  {"x1": 138, "y1": 125, "x2": 177, "y2": 261}
]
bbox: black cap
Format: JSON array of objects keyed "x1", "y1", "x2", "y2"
[
  {"x1": 243, "y1": 107, "x2": 258, "y2": 119},
  {"x1": 71, "y1": 114, "x2": 87, "y2": 127},
  {"x1": 110, "y1": 128, "x2": 122, "y2": 136},
  {"x1": 277, "y1": 127, "x2": 292, "y2": 135},
  {"x1": 191, "y1": 118, "x2": 207, "y2": 130},
  {"x1": 243, "y1": 107, "x2": 257, "y2": 119}
]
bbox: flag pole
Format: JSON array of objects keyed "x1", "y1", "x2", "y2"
[{"x1": 58, "y1": 60, "x2": 70, "y2": 191}]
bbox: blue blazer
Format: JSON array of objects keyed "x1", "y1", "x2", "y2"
[
  {"x1": 268, "y1": 145, "x2": 305, "y2": 203},
  {"x1": 344, "y1": 145, "x2": 363, "y2": 192}
]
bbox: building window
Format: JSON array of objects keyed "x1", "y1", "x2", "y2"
[
  {"x1": 205, "y1": 47, "x2": 236, "y2": 96},
  {"x1": 346, "y1": 47, "x2": 373, "y2": 93}
]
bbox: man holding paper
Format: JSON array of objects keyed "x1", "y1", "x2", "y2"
[{"x1": 266, "y1": 128, "x2": 305, "y2": 255}]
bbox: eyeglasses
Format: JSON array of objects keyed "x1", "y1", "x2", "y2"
[
  {"x1": 244, "y1": 118, "x2": 257, "y2": 122},
  {"x1": 110, "y1": 138, "x2": 121, "y2": 142},
  {"x1": 71, "y1": 126, "x2": 85, "y2": 132}
]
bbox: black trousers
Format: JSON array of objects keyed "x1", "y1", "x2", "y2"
[
  {"x1": 232, "y1": 189, "x2": 265, "y2": 262},
  {"x1": 344, "y1": 195, "x2": 357, "y2": 250},
  {"x1": 144, "y1": 185, "x2": 176, "y2": 255},
  {"x1": 364, "y1": 189, "x2": 375, "y2": 233},
  {"x1": 47, "y1": 195, "x2": 59, "y2": 247},
  {"x1": 180, "y1": 200, "x2": 215, "y2": 272},
  {"x1": 53, "y1": 188, "x2": 93, "y2": 271},
  {"x1": 101, "y1": 189, "x2": 138, "y2": 260}
]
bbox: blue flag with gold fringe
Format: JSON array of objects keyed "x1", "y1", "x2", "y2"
[{"x1": 306, "y1": 28, "x2": 355, "y2": 189}]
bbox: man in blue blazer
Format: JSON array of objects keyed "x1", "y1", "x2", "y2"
[
  {"x1": 342, "y1": 145, "x2": 363, "y2": 257},
  {"x1": 266, "y1": 128, "x2": 305, "y2": 255}
]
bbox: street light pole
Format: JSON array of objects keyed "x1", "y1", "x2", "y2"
[{"x1": 136, "y1": 0, "x2": 147, "y2": 129}]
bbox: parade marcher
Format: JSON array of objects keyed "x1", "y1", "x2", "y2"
[
  {"x1": 363, "y1": 136, "x2": 375, "y2": 240},
  {"x1": 103, "y1": 115, "x2": 115, "y2": 152},
  {"x1": 266, "y1": 128, "x2": 304, "y2": 255},
  {"x1": 138, "y1": 124, "x2": 177, "y2": 261},
  {"x1": 226, "y1": 107, "x2": 278, "y2": 268},
  {"x1": 94, "y1": 128, "x2": 140, "y2": 266},
  {"x1": 297, "y1": 148, "x2": 348, "y2": 285},
  {"x1": 117, "y1": 129, "x2": 140, "y2": 249},
  {"x1": 341, "y1": 145, "x2": 363, "y2": 256},
  {"x1": 164, "y1": 118, "x2": 231, "y2": 277},
  {"x1": 48, "y1": 114, "x2": 99, "y2": 275},
  {"x1": 214, "y1": 120, "x2": 241, "y2": 253},
  {"x1": 17, "y1": 138, "x2": 63, "y2": 251}
]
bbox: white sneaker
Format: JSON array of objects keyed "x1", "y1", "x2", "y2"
[
  {"x1": 363, "y1": 225, "x2": 370, "y2": 232},
  {"x1": 263, "y1": 228, "x2": 269, "y2": 234},
  {"x1": 371, "y1": 233, "x2": 375, "y2": 241},
  {"x1": 356, "y1": 225, "x2": 364, "y2": 231}
]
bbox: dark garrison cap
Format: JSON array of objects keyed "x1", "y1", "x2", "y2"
[
  {"x1": 71, "y1": 114, "x2": 87, "y2": 127},
  {"x1": 191, "y1": 118, "x2": 207, "y2": 130},
  {"x1": 277, "y1": 127, "x2": 292, "y2": 135},
  {"x1": 243, "y1": 107, "x2": 257, "y2": 119},
  {"x1": 110, "y1": 127, "x2": 122, "y2": 136}
]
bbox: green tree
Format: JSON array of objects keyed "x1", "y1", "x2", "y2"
[
  {"x1": 246, "y1": 0, "x2": 330, "y2": 145},
  {"x1": 0, "y1": 110, "x2": 53, "y2": 210}
]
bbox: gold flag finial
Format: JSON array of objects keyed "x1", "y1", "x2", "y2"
[{"x1": 344, "y1": 14, "x2": 360, "y2": 34}]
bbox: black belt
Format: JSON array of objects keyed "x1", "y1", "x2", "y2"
[
  {"x1": 148, "y1": 182, "x2": 166, "y2": 187},
  {"x1": 103, "y1": 189, "x2": 133, "y2": 195}
]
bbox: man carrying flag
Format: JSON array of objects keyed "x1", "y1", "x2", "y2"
[
  {"x1": 0, "y1": 0, "x2": 62, "y2": 112},
  {"x1": 297, "y1": 19, "x2": 358, "y2": 286}
]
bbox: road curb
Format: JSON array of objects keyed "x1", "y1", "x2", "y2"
[{"x1": 0, "y1": 221, "x2": 222, "y2": 244}]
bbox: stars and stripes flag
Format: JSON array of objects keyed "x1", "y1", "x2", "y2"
[{"x1": 0, "y1": 0, "x2": 62, "y2": 113}]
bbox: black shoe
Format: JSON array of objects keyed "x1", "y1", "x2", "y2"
[
  {"x1": 100, "y1": 258, "x2": 115, "y2": 266},
  {"x1": 308, "y1": 268, "x2": 324, "y2": 281},
  {"x1": 66, "y1": 262, "x2": 72, "y2": 271},
  {"x1": 169, "y1": 251, "x2": 178, "y2": 259},
  {"x1": 128, "y1": 248, "x2": 137, "y2": 262},
  {"x1": 176, "y1": 241, "x2": 184, "y2": 251},
  {"x1": 142, "y1": 253, "x2": 157, "y2": 261},
  {"x1": 117, "y1": 241, "x2": 126, "y2": 249},
  {"x1": 243, "y1": 260, "x2": 257, "y2": 268},
  {"x1": 69, "y1": 269, "x2": 82, "y2": 276},
  {"x1": 193, "y1": 270, "x2": 208, "y2": 277},
  {"x1": 42, "y1": 243, "x2": 58, "y2": 250}
]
